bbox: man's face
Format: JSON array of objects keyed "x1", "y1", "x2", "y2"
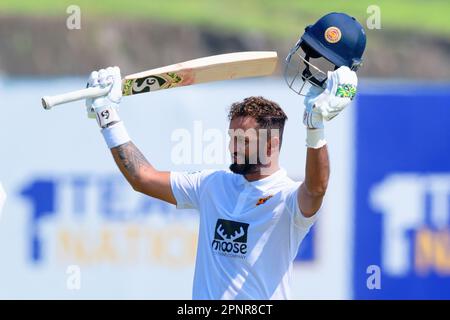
[{"x1": 228, "y1": 116, "x2": 268, "y2": 175}]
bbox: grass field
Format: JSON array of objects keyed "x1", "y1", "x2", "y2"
[{"x1": 0, "y1": 0, "x2": 449, "y2": 38}]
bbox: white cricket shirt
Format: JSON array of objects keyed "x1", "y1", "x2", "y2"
[{"x1": 170, "y1": 168, "x2": 318, "y2": 300}]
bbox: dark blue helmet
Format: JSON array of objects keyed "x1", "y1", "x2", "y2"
[
  {"x1": 285, "y1": 12, "x2": 367, "y2": 94},
  {"x1": 301, "y1": 12, "x2": 366, "y2": 70}
]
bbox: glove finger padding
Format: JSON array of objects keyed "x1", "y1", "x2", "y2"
[
  {"x1": 303, "y1": 85, "x2": 325, "y2": 129},
  {"x1": 108, "y1": 66, "x2": 122, "y2": 105},
  {"x1": 87, "y1": 71, "x2": 99, "y2": 87},
  {"x1": 97, "y1": 69, "x2": 108, "y2": 87},
  {"x1": 85, "y1": 66, "x2": 122, "y2": 119},
  {"x1": 86, "y1": 71, "x2": 100, "y2": 118},
  {"x1": 96, "y1": 69, "x2": 115, "y2": 107}
]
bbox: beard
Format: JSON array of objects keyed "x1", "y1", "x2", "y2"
[
  {"x1": 229, "y1": 163, "x2": 259, "y2": 175},
  {"x1": 229, "y1": 154, "x2": 263, "y2": 176}
]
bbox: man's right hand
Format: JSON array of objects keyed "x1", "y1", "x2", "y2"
[
  {"x1": 86, "y1": 66, "x2": 122, "y2": 128},
  {"x1": 85, "y1": 68, "x2": 176, "y2": 205}
]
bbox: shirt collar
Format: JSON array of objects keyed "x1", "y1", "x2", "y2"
[{"x1": 235, "y1": 168, "x2": 286, "y2": 190}]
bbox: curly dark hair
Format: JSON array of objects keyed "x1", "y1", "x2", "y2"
[{"x1": 228, "y1": 96, "x2": 288, "y2": 148}]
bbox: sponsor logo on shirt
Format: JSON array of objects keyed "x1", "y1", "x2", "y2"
[
  {"x1": 211, "y1": 219, "x2": 249, "y2": 259},
  {"x1": 256, "y1": 195, "x2": 273, "y2": 206}
]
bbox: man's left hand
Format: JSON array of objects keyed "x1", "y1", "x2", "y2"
[
  {"x1": 302, "y1": 66, "x2": 358, "y2": 148},
  {"x1": 308, "y1": 66, "x2": 358, "y2": 122}
]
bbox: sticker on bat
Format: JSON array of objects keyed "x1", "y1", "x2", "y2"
[{"x1": 123, "y1": 71, "x2": 194, "y2": 95}]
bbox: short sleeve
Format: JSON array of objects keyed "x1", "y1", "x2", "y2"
[
  {"x1": 170, "y1": 170, "x2": 215, "y2": 210},
  {"x1": 285, "y1": 182, "x2": 319, "y2": 230}
]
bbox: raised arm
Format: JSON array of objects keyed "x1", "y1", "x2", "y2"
[
  {"x1": 298, "y1": 66, "x2": 357, "y2": 217},
  {"x1": 111, "y1": 142, "x2": 176, "y2": 204},
  {"x1": 299, "y1": 146, "x2": 329, "y2": 217},
  {"x1": 85, "y1": 67, "x2": 176, "y2": 204}
]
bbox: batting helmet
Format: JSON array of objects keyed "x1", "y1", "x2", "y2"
[{"x1": 285, "y1": 12, "x2": 367, "y2": 94}]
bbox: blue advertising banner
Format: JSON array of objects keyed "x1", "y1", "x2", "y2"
[{"x1": 354, "y1": 86, "x2": 450, "y2": 299}]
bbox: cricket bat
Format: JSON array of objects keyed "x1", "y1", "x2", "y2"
[{"x1": 41, "y1": 51, "x2": 278, "y2": 110}]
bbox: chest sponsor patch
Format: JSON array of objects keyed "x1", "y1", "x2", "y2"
[{"x1": 211, "y1": 219, "x2": 249, "y2": 259}]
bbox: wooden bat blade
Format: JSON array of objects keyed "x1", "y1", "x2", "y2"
[
  {"x1": 41, "y1": 51, "x2": 278, "y2": 109},
  {"x1": 122, "y1": 51, "x2": 277, "y2": 96}
]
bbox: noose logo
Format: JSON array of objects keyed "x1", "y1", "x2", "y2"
[
  {"x1": 0, "y1": 182, "x2": 6, "y2": 221},
  {"x1": 211, "y1": 219, "x2": 249, "y2": 258}
]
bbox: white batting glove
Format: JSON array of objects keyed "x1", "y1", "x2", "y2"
[
  {"x1": 86, "y1": 67, "x2": 130, "y2": 149},
  {"x1": 86, "y1": 66, "x2": 122, "y2": 128},
  {"x1": 303, "y1": 66, "x2": 358, "y2": 148},
  {"x1": 311, "y1": 66, "x2": 357, "y2": 121},
  {"x1": 303, "y1": 85, "x2": 326, "y2": 130}
]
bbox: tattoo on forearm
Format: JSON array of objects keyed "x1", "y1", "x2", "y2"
[{"x1": 115, "y1": 142, "x2": 150, "y2": 177}]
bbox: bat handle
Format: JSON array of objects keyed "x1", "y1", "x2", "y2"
[{"x1": 41, "y1": 86, "x2": 112, "y2": 110}]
